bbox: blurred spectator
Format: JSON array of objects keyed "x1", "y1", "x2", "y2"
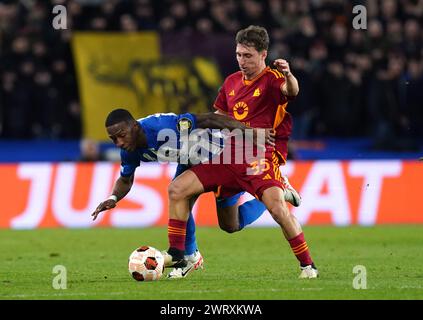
[
  {"x1": 403, "y1": 59, "x2": 423, "y2": 139},
  {"x1": 120, "y1": 14, "x2": 138, "y2": 32},
  {"x1": 240, "y1": 0, "x2": 266, "y2": 27},
  {"x1": 79, "y1": 138, "x2": 107, "y2": 161},
  {"x1": 287, "y1": 57, "x2": 315, "y2": 139},
  {"x1": 316, "y1": 60, "x2": 363, "y2": 137},
  {"x1": 134, "y1": 0, "x2": 157, "y2": 30}
]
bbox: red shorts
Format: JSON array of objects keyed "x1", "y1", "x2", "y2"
[{"x1": 190, "y1": 153, "x2": 284, "y2": 200}]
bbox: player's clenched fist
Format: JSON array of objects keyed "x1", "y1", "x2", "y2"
[
  {"x1": 273, "y1": 59, "x2": 292, "y2": 76},
  {"x1": 92, "y1": 199, "x2": 116, "y2": 221}
]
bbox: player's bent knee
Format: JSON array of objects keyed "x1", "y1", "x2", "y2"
[
  {"x1": 218, "y1": 221, "x2": 239, "y2": 234},
  {"x1": 168, "y1": 182, "x2": 186, "y2": 201},
  {"x1": 267, "y1": 201, "x2": 290, "y2": 225}
]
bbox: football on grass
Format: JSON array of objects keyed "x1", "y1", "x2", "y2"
[{"x1": 128, "y1": 246, "x2": 164, "y2": 281}]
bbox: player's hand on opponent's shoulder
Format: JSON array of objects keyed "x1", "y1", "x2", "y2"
[
  {"x1": 273, "y1": 59, "x2": 292, "y2": 77},
  {"x1": 92, "y1": 198, "x2": 117, "y2": 221}
]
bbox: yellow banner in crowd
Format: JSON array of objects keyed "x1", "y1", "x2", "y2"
[
  {"x1": 72, "y1": 32, "x2": 159, "y2": 140},
  {"x1": 72, "y1": 32, "x2": 222, "y2": 140}
]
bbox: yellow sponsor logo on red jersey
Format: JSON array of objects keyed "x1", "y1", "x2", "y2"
[{"x1": 233, "y1": 101, "x2": 249, "y2": 120}]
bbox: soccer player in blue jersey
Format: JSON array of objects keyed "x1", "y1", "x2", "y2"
[
  {"x1": 91, "y1": 108, "x2": 300, "y2": 278},
  {"x1": 91, "y1": 108, "x2": 256, "y2": 220}
]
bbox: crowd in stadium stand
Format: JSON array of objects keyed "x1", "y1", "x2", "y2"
[{"x1": 0, "y1": 0, "x2": 422, "y2": 151}]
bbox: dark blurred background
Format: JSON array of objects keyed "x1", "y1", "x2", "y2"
[{"x1": 0, "y1": 0, "x2": 422, "y2": 161}]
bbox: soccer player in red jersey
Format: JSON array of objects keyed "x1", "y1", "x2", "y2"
[{"x1": 164, "y1": 26, "x2": 318, "y2": 279}]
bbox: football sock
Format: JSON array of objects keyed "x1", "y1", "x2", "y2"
[
  {"x1": 168, "y1": 219, "x2": 187, "y2": 252},
  {"x1": 167, "y1": 247, "x2": 185, "y2": 263},
  {"x1": 288, "y1": 232, "x2": 313, "y2": 266},
  {"x1": 184, "y1": 212, "x2": 197, "y2": 256},
  {"x1": 237, "y1": 198, "x2": 266, "y2": 230}
]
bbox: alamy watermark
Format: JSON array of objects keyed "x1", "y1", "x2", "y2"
[
  {"x1": 52, "y1": 265, "x2": 67, "y2": 290},
  {"x1": 352, "y1": 5, "x2": 367, "y2": 30},
  {"x1": 52, "y1": 5, "x2": 67, "y2": 30},
  {"x1": 155, "y1": 128, "x2": 268, "y2": 175},
  {"x1": 352, "y1": 265, "x2": 367, "y2": 289}
]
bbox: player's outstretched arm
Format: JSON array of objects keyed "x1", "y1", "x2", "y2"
[
  {"x1": 196, "y1": 112, "x2": 247, "y2": 131},
  {"x1": 195, "y1": 112, "x2": 275, "y2": 147},
  {"x1": 91, "y1": 174, "x2": 134, "y2": 220}
]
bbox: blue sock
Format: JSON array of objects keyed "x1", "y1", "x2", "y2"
[
  {"x1": 216, "y1": 192, "x2": 265, "y2": 229},
  {"x1": 238, "y1": 198, "x2": 267, "y2": 230},
  {"x1": 184, "y1": 212, "x2": 197, "y2": 256},
  {"x1": 216, "y1": 192, "x2": 243, "y2": 209}
]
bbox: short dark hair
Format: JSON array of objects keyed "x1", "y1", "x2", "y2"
[
  {"x1": 105, "y1": 108, "x2": 135, "y2": 127},
  {"x1": 235, "y1": 25, "x2": 269, "y2": 52}
]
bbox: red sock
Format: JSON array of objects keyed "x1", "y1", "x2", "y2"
[
  {"x1": 288, "y1": 232, "x2": 313, "y2": 266},
  {"x1": 168, "y1": 219, "x2": 187, "y2": 251}
]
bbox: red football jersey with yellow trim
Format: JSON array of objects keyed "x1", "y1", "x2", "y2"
[{"x1": 214, "y1": 66, "x2": 292, "y2": 163}]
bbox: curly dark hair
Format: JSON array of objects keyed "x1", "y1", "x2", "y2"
[
  {"x1": 105, "y1": 108, "x2": 135, "y2": 127},
  {"x1": 235, "y1": 25, "x2": 269, "y2": 52}
]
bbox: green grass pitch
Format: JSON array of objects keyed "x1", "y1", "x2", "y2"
[{"x1": 0, "y1": 226, "x2": 422, "y2": 300}]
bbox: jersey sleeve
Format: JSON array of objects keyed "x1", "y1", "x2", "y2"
[
  {"x1": 213, "y1": 83, "x2": 228, "y2": 113},
  {"x1": 270, "y1": 70, "x2": 297, "y2": 102},
  {"x1": 269, "y1": 70, "x2": 287, "y2": 102},
  {"x1": 120, "y1": 150, "x2": 140, "y2": 177}
]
